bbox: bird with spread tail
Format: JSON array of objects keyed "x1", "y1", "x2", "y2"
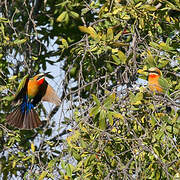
[
  {"x1": 6, "y1": 73, "x2": 61, "y2": 130},
  {"x1": 144, "y1": 67, "x2": 170, "y2": 93}
]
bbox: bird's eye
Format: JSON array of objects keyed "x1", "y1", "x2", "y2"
[{"x1": 153, "y1": 71, "x2": 160, "y2": 75}]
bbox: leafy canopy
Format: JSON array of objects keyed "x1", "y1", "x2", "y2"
[{"x1": 0, "y1": 0, "x2": 179, "y2": 179}]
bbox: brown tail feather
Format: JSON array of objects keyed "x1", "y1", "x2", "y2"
[
  {"x1": 15, "y1": 108, "x2": 23, "y2": 128},
  {"x1": 6, "y1": 106, "x2": 42, "y2": 130},
  {"x1": 6, "y1": 108, "x2": 21, "y2": 127},
  {"x1": 30, "y1": 109, "x2": 42, "y2": 128}
]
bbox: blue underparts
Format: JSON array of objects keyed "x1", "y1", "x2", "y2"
[{"x1": 20, "y1": 95, "x2": 34, "y2": 113}]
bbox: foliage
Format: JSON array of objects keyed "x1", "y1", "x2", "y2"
[{"x1": 0, "y1": 0, "x2": 180, "y2": 179}]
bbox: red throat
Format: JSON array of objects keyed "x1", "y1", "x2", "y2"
[
  {"x1": 149, "y1": 74, "x2": 159, "y2": 79},
  {"x1": 37, "y1": 78, "x2": 45, "y2": 85}
]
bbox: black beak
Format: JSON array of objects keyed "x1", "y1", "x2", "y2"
[
  {"x1": 44, "y1": 72, "x2": 51, "y2": 76},
  {"x1": 44, "y1": 72, "x2": 54, "y2": 79}
]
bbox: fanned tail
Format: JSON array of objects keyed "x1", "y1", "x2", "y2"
[{"x1": 6, "y1": 105, "x2": 42, "y2": 130}]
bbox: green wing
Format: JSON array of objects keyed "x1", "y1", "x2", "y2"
[
  {"x1": 158, "y1": 76, "x2": 171, "y2": 93},
  {"x1": 13, "y1": 74, "x2": 29, "y2": 102}
]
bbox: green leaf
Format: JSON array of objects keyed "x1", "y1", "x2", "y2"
[
  {"x1": 89, "y1": 106, "x2": 100, "y2": 117},
  {"x1": 175, "y1": 83, "x2": 180, "y2": 90},
  {"x1": 61, "y1": 38, "x2": 68, "y2": 48},
  {"x1": 91, "y1": 94, "x2": 100, "y2": 106},
  {"x1": 135, "y1": 2, "x2": 143, "y2": 8},
  {"x1": 32, "y1": 56, "x2": 38, "y2": 61},
  {"x1": 149, "y1": 42, "x2": 159, "y2": 49},
  {"x1": 111, "y1": 111, "x2": 124, "y2": 120},
  {"x1": 104, "y1": 146, "x2": 114, "y2": 157},
  {"x1": 70, "y1": 11, "x2": 79, "y2": 19},
  {"x1": 31, "y1": 155, "x2": 35, "y2": 165},
  {"x1": 78, "y1": 26, "x2": 97, "y2": 38},
  {"x1": 88, "y1": 27, "x2": 97, "y2": 39},
  {"x1": 103, "y1": 93, "x2": 115, "y2": 109},
  {"x1": 130, "y1": 92, "x2": 143, "y2": 105},
  {"x1": 48, "y1": 159, "x2": 56, "y2": 169},
  {"x1": 80, "y1": 139, "x2": 87, "y2": 148},
  {"x1": 66, "y1": 164, "x2": 72, "y2": 177},
  {"x1": 99, "y1": 110, "x2": 106, "y2": 130},
  {"x1": 13, "y1": 38, "x2": 27, "y2": 45},
  {"x1": 145, "y1": 52, "x2": 156, "y2": 66},
  {"x1": 107, "y1": 111, "x2": 113, "y2": 126},
  {"x1": 107, "y1": 28, "x2": 113, "y2": 40},
  {"x1": 155, "y1": 130, "x2": 164, "y2": 140},
  {"x1": 139, "y1": 5, "x2": 157, "y2": 11},
  {"x1": 139, "y1": 18, "x2": 144, "y2": 29},
  {"x1": 70, "y1": 66, "x2": 77, "y2": 76},
  {"x1": 150, "y1": 116, "x2": 156, "y2": 127},
  {"x1": 158, "y1": 42, "x2": 174, "y2": 51},
  {"x1": 1, "y1": 95, "x2": 14, "y2": 101},
  {"x1": 57, "y1": 11, "x2": 68, "y2": 22},
  {"x1": 159, "y1": 60, "x2": 169, "y2": 68},
  {"x1": 18, "y1": 152, "x2": 24, "y2": 157},
  {"x1": 12, "y1": 160, "x2": 17, "y2": 168},
  {"x1": 31, "y1": 143, "x2": 35, "y2": 152},
  {"x1": 22, "y1": 156, "x2": 31, "y2": 161},
  {"x1": 112, "y1": 55, "x2": 121, "y2": 65},
  {"x1": 135, "y1": 92, "x2": 143, "y2": 101},
  {"x1": 39, "y1": 171, "x2": 48, "y2": 180},
  {"x1": 9, "y1": 75, "x2": 17, "y2": 80},
  {"x1": 84, "y1": 155, "x2": 96, "y2": 167},
  {"x1": 73, "y1": 151, "x2": 81, "y2": 161},
  {"x1": 61, "y1": 160, "x2": 65, "y2": 169},
  {"x1": 0, "y1": 85, "x2": 7, "y2": 92},
  {"x1": 118, "y1": 50, "x2": 127, "y2": 64}
]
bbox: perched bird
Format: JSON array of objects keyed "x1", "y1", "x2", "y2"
[
  {"x1": 6, "y1": 73, "x2": 61, "y2": 130},
  {"x1": 144, "y1": 67, "x2": 170, "y2": 93}
]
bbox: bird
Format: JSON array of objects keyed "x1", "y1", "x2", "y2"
[
  {"x1": 144, "y1": 67, "x2": 170, "y2": 93},
  {"x1": 6, "y1": 73, "x2": 61, "y2": 130}
]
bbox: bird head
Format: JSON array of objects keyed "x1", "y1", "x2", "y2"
[
  {"x1": 35, "y1": 73, "x2": 45, "y2": 85},
  {"x1": 33, "y1": 72, "x2": 51, "y2": 85},
  {"x1": 33, "y1": 72, "x2": 48, "y2": 84},
  {"x1": 144, "y1": 67, "x2": 162, "y2": 78}
]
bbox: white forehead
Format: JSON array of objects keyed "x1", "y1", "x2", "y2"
[
  {"x1": 38, "y1": 73, "x2": 44, "y2": 76},
  {"x1": 149, "y1": 67, "x2": 157, "y2": 71}
]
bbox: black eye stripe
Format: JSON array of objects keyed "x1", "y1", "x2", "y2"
[
  {"x1": 150, "y1": 71, "x2": 160, "y2": 75},
  {"x1": 37, "y1": 75, "x2": 44, "y2": 80}
]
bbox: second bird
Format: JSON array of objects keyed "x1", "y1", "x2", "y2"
[
  {"x1": 145, "y1": 67, "x2": 170, "y2": 93},
  {"x1": 6, "y1": 73, "x2": 61, "y2": 130}
]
